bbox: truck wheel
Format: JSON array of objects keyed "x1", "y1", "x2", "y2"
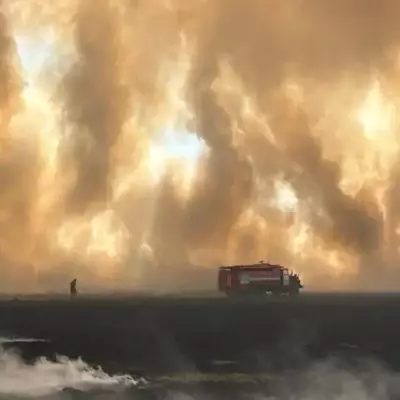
[{"x1": 289, "y1": 286, "x2": 300, "y2": 296}]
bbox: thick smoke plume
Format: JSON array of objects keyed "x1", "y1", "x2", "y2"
[
  {"x1": 61, "y1": 0, "x2": 129, "y2": 212},
  {"x1": 0, "y1": 0, "x2": 399, "y2": 292}
]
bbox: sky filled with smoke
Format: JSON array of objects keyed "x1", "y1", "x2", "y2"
[{"x1": 0, "y1": 0, "x2": 400, "y2": 293}]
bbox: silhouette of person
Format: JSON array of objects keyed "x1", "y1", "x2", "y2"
[{"x1": 70, "y1": 278, "x2": 77, "y2": 298}]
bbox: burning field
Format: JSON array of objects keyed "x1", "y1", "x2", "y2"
[
  {"x1": 0, "y1": 1, "x2": 400, "y2": 293},
  {"x1": 1, "y1": 293, "x2": 400, "y2": 399}
]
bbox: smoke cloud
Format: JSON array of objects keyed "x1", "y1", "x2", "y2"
[
  {"x1": 0, "y1": 337, "x2": 140, "y2": 397},
  {"x1": 0, "y1": 0, "x2": 399, "y2": 292}
]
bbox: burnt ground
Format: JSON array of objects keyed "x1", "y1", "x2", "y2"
[{"x1": 1, "y1": 292, "x2": 400, "y2": 397}]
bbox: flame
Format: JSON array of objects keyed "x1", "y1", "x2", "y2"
[
  {"x1": 357, "y1": 80, "x2": 394, "y2": 140},
  {"x1": 272, "y1": 180, "x2": 298, "y2": 213},
  {"x1": 56, "y1": 209, "x2": 129, "y2": 278}
]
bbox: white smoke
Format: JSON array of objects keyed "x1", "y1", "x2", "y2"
[
  {"x1": 0, "y1": 337, "x2": 49, "y2": 344},
  {"x1": 285, "y1": 359, "x2": 395, "y2": 400},
  {"x1": 0, "y1": 336, "x2": 399, "y2": 399},
  {"x1": 0, "y1": 337, "x2": 142, "y2": 398},
  {"x1": 157, "y1": 359, "x2": 400, "y2": 400}
]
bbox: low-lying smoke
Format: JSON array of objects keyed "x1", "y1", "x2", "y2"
[
  {"x1": 0, "y1": 338, "x2": 140, "y2": 398},
  {"x1": 0, "y1": 0, "x2": 399, "y2": 292},
  {"x1": 0, "y1": 338, "x2": 398, "y2": 400}
]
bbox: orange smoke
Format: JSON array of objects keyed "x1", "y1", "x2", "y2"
[{"x1": 0, "y1": 0, "x2": 399, "y2": 293}]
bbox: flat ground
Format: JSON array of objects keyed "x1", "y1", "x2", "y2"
[{"x1": 1, "y1": 292, "x2": 399, "y2": 378}]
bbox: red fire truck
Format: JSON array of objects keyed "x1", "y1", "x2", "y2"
[{"x1": 218, "y1": 261, "x2": 303, "y2": 297}]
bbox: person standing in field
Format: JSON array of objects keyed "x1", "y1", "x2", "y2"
[{"x1": 70, "y1": 278, "x2": 77, "y2": 298}]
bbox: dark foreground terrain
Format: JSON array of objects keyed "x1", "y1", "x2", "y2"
[{"x1": 1, "y1": 292, "x2": 400, "y2": 398}]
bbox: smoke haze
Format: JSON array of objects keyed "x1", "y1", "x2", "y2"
[{"x1": 0, "y1": 0, "x2": 400, "y2": 292}]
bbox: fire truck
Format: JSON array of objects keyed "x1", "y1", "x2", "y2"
[{"x1": 218, "y1": 261, "x2": 303, "y2": 297}]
